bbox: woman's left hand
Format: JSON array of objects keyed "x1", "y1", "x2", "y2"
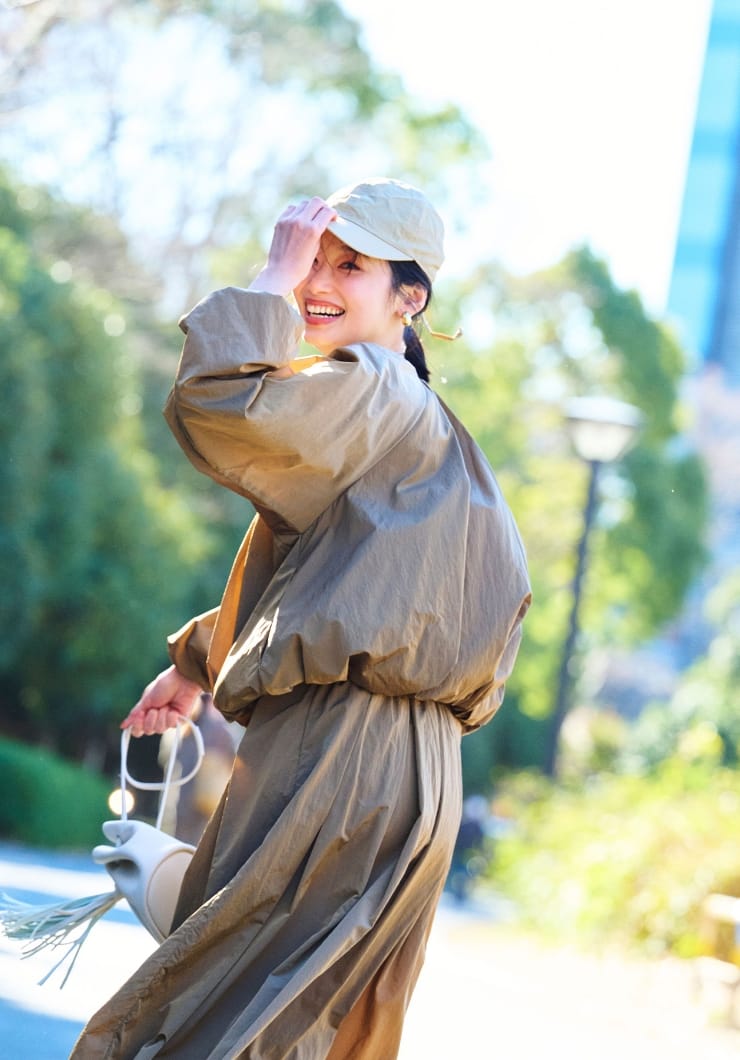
[{"x1": 121, "y1": 665, "x2": 203, "y2": 738}]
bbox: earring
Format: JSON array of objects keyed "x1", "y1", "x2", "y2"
[{"x1": 401, "y1": 312, "x2": 413, "y2": 327}]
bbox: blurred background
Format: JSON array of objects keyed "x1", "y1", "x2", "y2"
[{"x1": 1, "y1": 0, "x2": 739, "y2": 1047}]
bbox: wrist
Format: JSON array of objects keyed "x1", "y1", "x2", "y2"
[{"x1": 247, "y1": 266, "x2": 295, "y2": 297}]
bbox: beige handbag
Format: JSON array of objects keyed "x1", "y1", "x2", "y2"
[
  {"x1": 92, "y1": 720, "x2": 204, "y2": 941},
  {"x1": 0, "y1": 718, "x2": 204, "y2": 985}
]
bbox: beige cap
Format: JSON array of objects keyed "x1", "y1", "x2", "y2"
[{"x1": 326, "y1": 177, "x2": 445, "y2": 283}]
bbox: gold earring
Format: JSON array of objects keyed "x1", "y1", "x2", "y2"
[{"x1": 401, "y1": 311, "x2": 413, "y2": 328}]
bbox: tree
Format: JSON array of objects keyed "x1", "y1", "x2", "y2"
[
  {"x1": 0, "y1": 0, "x2": 486, "y2": 311},
  {"x1": 428, "y1": 248, "x2": 708, "y2": 780},
  {"x1": 0, "y1": 169, "x2": 212, "y2": 761},
  {"x1": 0, "y1": 5, "x2": 708, "y2": 787},
  {"x1": 623, "y1": 567, "x2": 740, "y2": 771},
  {"x1": 0, "y1": 0, "x2": 490, "y2": 586}
]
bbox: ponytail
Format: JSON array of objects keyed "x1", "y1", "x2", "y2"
[
  {"x1": 403, "y1": 324, "x2": 431, "y2": 383},
  {"x1": 389, "y1": 259, "x2": 433, "y2": 385}
]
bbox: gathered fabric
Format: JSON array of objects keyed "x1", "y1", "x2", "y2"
[
  {"x1": 165, "y1": 290, "x2": 531, "y2": 734},
  {"x1": 70, "y1": 686, "x2": 462, "y2": 1059}
]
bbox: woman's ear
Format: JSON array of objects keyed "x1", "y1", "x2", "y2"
[{"x1": 398, "y1": 283, "x2": 427, "y2": 319}]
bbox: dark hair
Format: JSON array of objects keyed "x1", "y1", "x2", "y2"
[{"x1": 389, "y1": 260, "x2": 432, "y2": 383}]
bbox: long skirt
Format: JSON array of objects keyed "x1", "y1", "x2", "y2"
[{"x1": 69, "y1": 683, "x2": 463, "y2": 1059}]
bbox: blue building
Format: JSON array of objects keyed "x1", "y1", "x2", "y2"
[
  {"x1": 594, "y1": 1, "x2": 740, "y2": 721},
  {"x1": 664, "y1": 0, "x2": 740, "y2": 667},
  {"x1": 667, "y1": 0, "x2": 740, "y2": 378}
]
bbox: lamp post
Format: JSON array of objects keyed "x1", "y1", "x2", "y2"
[{"x1": 543, "y1": 396, "x2": 643, "y2": 778}]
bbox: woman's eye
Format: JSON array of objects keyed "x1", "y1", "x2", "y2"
[{"x1": 339, "y1": 260, "x2": 360, "y2": 272}]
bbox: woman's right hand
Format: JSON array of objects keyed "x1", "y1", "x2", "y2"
[
  {"x1": 248, "y1": 197, "x2": 337, "y2": 296},
  {"x1": 121, "y1": 665, "x2": 203, "y2": 738}
]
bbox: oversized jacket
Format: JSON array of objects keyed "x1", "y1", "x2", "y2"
[{"x1": 164, "y1": 288, "x2": 531, "y2": 734}]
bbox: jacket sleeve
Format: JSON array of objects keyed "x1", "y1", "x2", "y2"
[
  {"x1": 164, "y1": 288, "x2": 425, "y2": 532},
  {"x1": 166, "y1": 608, "x2": 220, "y2": 690}
]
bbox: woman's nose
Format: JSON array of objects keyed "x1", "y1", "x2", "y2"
[{"x1": 309, "y1": 259, "x2": 333, "y2": 291}]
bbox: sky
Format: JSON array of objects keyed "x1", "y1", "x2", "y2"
[{"x1": 340, "y1": 0, "x2": 714, "y2": 316}]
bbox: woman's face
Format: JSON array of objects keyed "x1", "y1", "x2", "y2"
[{"x1": 293, "y1": 233, "x2": 405, "y2": 356}]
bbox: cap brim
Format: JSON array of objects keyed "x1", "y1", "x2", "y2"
[{"x1": 327, "y1": 216, "x2": 412, "y2": 263}]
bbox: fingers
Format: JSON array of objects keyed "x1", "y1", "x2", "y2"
[
  {"x1": 274, "y1": 198, "x2": 338, "y2": 249},
  {"x1": 280, "y1": 197, "x2": 337, "y2": 227},
  {"x1": 122, "y1": 706, "x2": 185, "y2": 738},
  {"x1": 121, "y1": 666, "x2": 203, "y2": 736}
]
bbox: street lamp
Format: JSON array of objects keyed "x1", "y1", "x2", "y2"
[{"x1": 543, "y1": 396, "x2": 643, "y2": 777}]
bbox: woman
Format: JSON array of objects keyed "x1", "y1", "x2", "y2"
[{"x1": 71, "y1": 177, "x2": 531, "y2": 1059}]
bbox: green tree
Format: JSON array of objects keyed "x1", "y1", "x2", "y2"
[
  {"x1": 0, "y1": 170, "x2": 210, "y2": 762},
  {"x1": 0, "y1": 4, "x2": 709, "y2": 789},
  {"x1": 0, "y1": 0, "x2": 489, "y2": 595},
  {"x1": 623, "y1": 567, "x2": 740, "y2": 771},
  {"x1": 0, "y1": 0, "x2": 486, "y2": 311},
  {"x1": 429, "y1": 248, "x2": 708, "y2": 781}
]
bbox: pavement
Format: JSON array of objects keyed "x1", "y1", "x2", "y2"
[{"x1": 1, "y1": 841, "x2": 739, "y2": 1059}]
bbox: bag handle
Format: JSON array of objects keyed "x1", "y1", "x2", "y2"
[{"x1": 119, "y1": 717, "x2": 205, "y2": 832}]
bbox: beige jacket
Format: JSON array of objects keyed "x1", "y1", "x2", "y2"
[{"x1": 164, "y1": 288, "x2": 531, "y2": 733}]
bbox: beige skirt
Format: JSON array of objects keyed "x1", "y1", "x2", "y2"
[{"x1": 69, "y1": 683, "x2": 463, "y2": 1060}]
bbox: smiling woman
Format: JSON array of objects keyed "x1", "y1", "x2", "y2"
[
  {"x1": 257, "y1": 179, "x2": 440, "y2": 363},
  {"x1": 294, "y1": 234, "x2": 413, "y2": 356},
  {"x1": 69, "y1": 177, "x2": 531, "y2": 1060}
]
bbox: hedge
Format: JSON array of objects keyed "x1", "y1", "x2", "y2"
[{"x1": 0, "y1": 737, "x2": 112, "y2": 848}]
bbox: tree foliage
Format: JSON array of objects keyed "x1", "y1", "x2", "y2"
[
  {"x1": 429, "y1": 248, "x2": 708, "y2": 777},
  {"x1": 487, "y1": 762, "x2": 740, "y2": 957},
  {"x1": 0, "y1": 170, "x2": 211, "y2": 760},
  {"x1": 0, "y1": 0, "x2": 489, "y2": 768},
  {"x1": 622, "y1": 567, "x2": 740, "y2": 770},
  {"x1": 0, "y1": 0, "x2": 486, "y2": 310},
  {"x1": 0, "y1": 159, "x2": 709, "y2": 780},
  {"x1": 0, "y1": 3, "x2": 710, "y2": 787}
]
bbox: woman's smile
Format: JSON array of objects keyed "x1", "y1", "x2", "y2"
[
  {"x1": 303, "y1": 300, "x2": 345, "y2": 324},
  {"x1": 294, "y1": 233, "x2": 404, "y2": 355}
]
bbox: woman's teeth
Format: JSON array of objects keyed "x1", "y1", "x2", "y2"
[{"x1": 306, "y1": 304, "x2": 344, "y2": 318}]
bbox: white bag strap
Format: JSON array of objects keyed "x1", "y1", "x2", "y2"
[{"x1": 119, "y1": 717, "x2": 205, "y2": 831}]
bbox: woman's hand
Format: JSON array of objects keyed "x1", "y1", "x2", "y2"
[
  {"x1": 121, "y1": 665, "x2": 203, "y2": 737},
  {"x1": 248, "y1": 197, "x2": 337, "y2": 296}
]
